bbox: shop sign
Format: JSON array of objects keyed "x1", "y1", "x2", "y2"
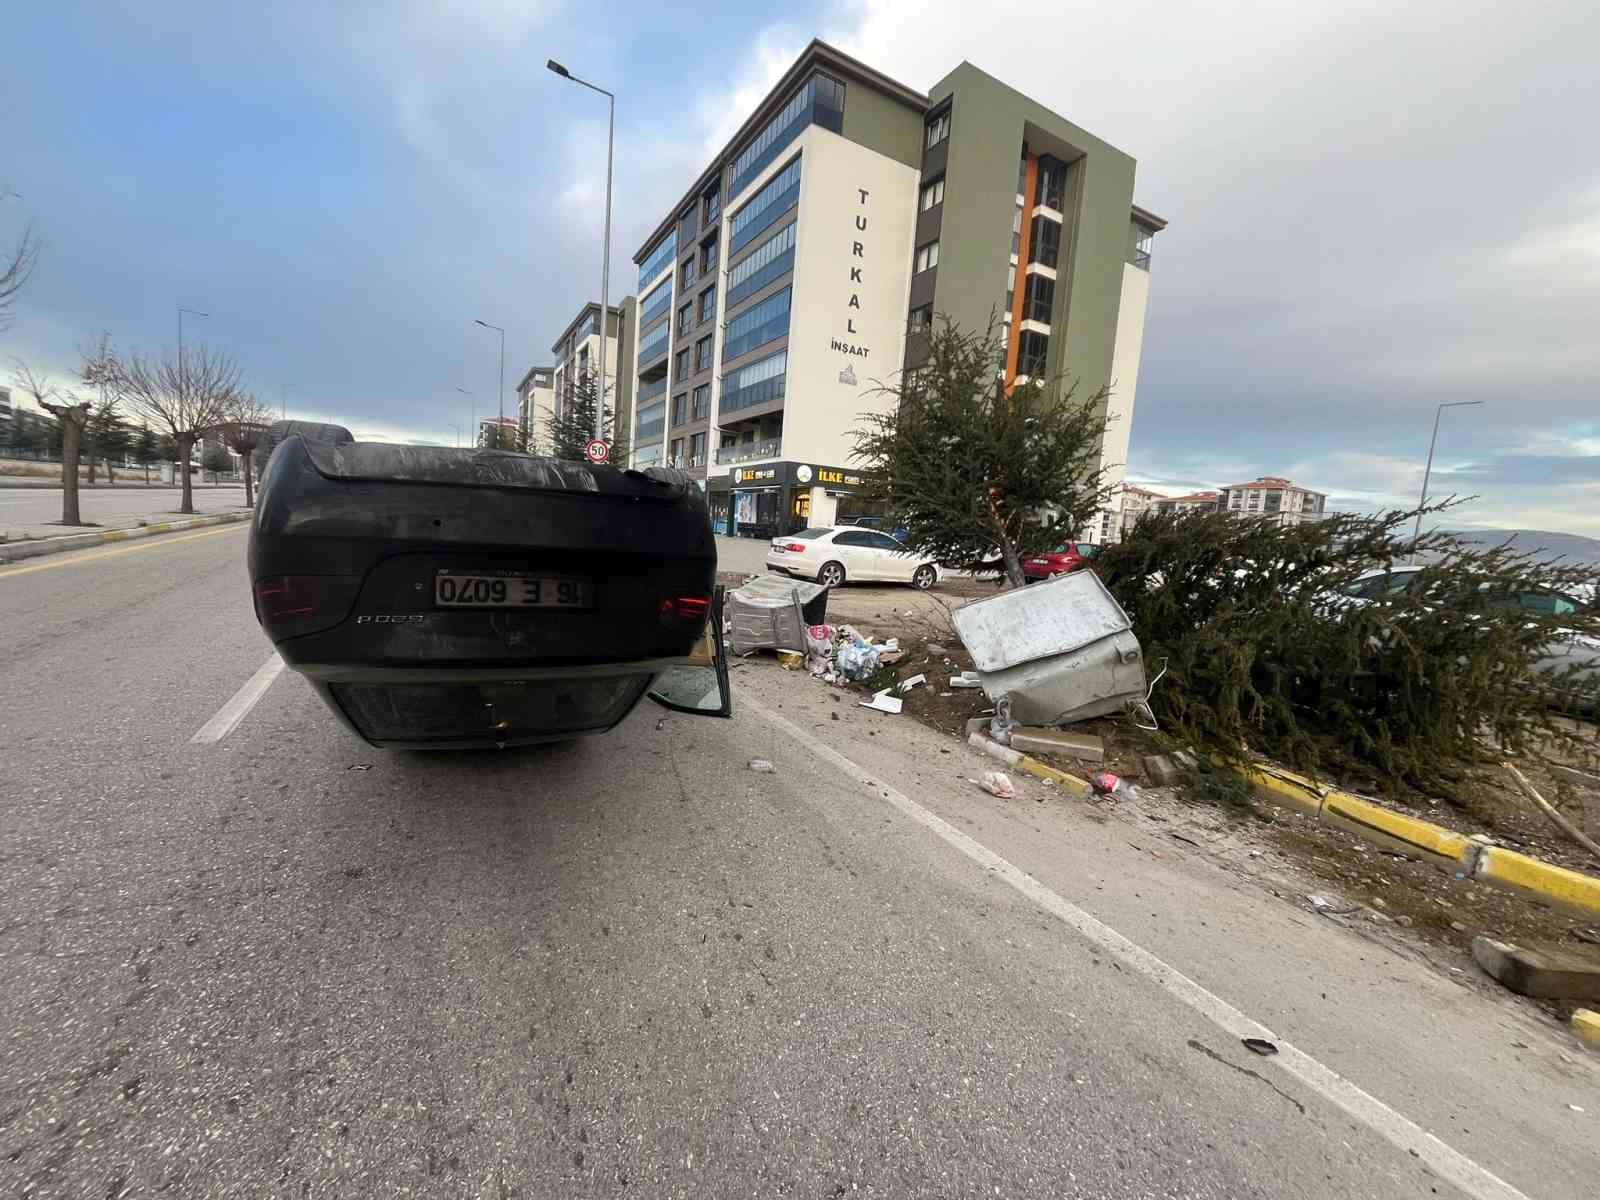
[{"x1": 732, "y1": 465, "x2": 780, "y2": 485}]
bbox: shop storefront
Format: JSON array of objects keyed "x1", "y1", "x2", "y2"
[{"x1": 709, "y1": 462, "x2": 876, "y2": 538}]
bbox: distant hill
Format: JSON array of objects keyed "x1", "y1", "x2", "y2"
[{"x1": 1442, "y1": 528, "x2": 1600, "y2": 565}]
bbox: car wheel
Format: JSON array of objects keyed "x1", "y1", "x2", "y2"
[
  {"x1": 911, "y1": 564, "x2": 937, "y2": 590},
  {"x1": 818, "y1": 561, "x2": 846, "y2": 588}
]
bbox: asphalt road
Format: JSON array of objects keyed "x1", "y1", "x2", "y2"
[{"x1": 2, "y1": 525, "x2": 1595, "y2": 1199}]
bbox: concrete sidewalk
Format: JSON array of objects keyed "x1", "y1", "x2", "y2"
[{"x1": 0, "y1": 487, "x2": 249, "y2": 545}]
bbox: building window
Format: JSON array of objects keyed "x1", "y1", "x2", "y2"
[
  {"x1": 699, "y1": 285, "x2": 716, "y2": 324},
  {"x1": 726, "y1": 223, "x2": 797, "y2": 309},
  {"x1": 672, "y1": 393, "x2": 688, "y2": 425},
  {"x1": 692, "y1": 383, "x2": 710, "y2": 419},
  {"x1": 920, "y1": 177, "x2": 944, "y2": 211},
  {"x1": 635, "y1": 399, "x2": 665, "y2": 442},
  {"x1": 925, "y1": 111, "x2": 950, "y2": 148},
  {"x1": 729, "y1": 156, "x2": 802, "y2": 255},
  {"x1": 908, "y1": 305, "x2": 933, "y2": 333},
  {"x1": 640, "y1": 281, "x2": 672, "y2": 327},
  {"x1": 1029, "y1": 216, "x2": 1061, "y2": 268},
  {"x1": 696, "y1": 335, "x2": 714, "y2": 372},
  {"x1": 677, "y1": 302, "x2": 693, "y2": 336},
  {"x1": 669, "y1": 437, "x2": 684, "y2": 467},
  {"x1": 914, "y1": 240, "x2": 940, "y2": 273},
  {"x1": 701, "y1": 236, "x2": 718, "y2": 274},
  {"x1": 728, "y1": 73, "x2": 843, "y2": 198},
  {"x1": 674, "y1": 347, "x2": 690, "y2": 382},
  {"x1": 689, "y1": 431, "x2": 707, "y2": 468},
  {"x1": 680, "y1": 257, "x2": 696, "y2": 289},
  {"x1": 638, "y1": 231, "x2": 677, "y2": 288},
  {"x1": 723, "y1": 287, "x2": 791, "y2": 360},
  {"x1": 1016, "y1": 330, "x2": 1049, "y2": 378},
  {"x1": 702, "y1": 184, "x2": 720, "y2": 228},
  {"x1": 1023, "y1": 274, "x2": 1055, "y2": 324},
  {"x1": 1134, "y1": 228, "x2": 1153, "y2": 270},
  {"x1": 1037, "y1": 158, "x2": 1066, "y2": 211},
  {"x1": 720, "y1": 349, "x2": 787, "y2": 414}
]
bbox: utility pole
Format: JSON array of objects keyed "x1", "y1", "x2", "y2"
[{"x1": 1412, "y1": 400, "x2": 1485, "y2": 550}]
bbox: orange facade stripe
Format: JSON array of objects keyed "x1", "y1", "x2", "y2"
[{"x1": 1003, "y1": 153, "x2": 1039, "y2": 390}]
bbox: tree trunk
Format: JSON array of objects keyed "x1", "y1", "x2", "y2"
[
  {"x1": 242, "y1": 451, "x2": 255, "y2": 507},
  {"x1": 105, "y1": 458, "x2": 116, "y2": 485},
  {"x1": 86, "y1": 454, "x2": 97, "y2": 484},
  {"x1": 999, "y1": 540, "x2": 1026, "y2": 589},
  {"x1": 60, "y1": 423, "x2": 84, "y2": 525},
  {"x1": 176, "y1": 436, "x2": 195, "y2": 514}
]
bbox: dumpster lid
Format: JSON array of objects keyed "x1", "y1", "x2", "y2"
[
  {"x1": 728, "y1": 573, "x2": 830, "y2": 610},
  {"x1": 951, "y1": 571, "x2": 1133, "y2": 672}
]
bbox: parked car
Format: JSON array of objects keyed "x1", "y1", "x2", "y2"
[
  {"x1": 248, "y1": 424, "x2": 731, "y2": 749},
  {"x1": 1022, "y1": 542, "x2": 1100, "y2": 583},
  {"x1": 1340, "y1": 568, "x2": 1598, "y2": 714},
  {"x1": 766, "y1": 526, "x2": 942, "y2": 589},
  {"x1": 851, "y1": 515, "x2": 911, "y2": 543}
]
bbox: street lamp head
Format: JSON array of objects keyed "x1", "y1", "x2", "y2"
[
  {"x1": 475, "y1": 319, "x2": 489, "y2": 329},
  {"x1": 547, "y1": 59, "x2": 570, "y2": 78},
  {"x1": 456, "y1": 386, "x2": 472, "y2": 395}
]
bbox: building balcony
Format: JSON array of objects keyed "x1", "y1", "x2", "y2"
[{"x1": 715, "y1": 437, "x2": 782, "y2": 465}]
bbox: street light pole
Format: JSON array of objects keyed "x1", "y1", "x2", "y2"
[
  {"x1": 448, "y1": 423, "x2": 461, "y2": 448},
  {"x1": 1412, "y1": 400, "x2": 1485, "y2": 549},
  {"x1": 474, "y1": 320, "x2": 506, "y2": 443},
  {"x1": 178, "y1": 307, "x2": 208, "y2": 406},
  {"x1": 457, "y1": 387, "x2": 475, "y2": 447},
  {"x1": 548, "y1": 59, "x2": 614, "y2": 445}
]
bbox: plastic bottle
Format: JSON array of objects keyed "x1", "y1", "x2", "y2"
[{"x1": 1091, "y1": 771, "x2": 1142, "y2": 801}]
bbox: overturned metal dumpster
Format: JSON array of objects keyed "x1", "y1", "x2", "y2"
[
  {"x1": 727, "y1": 574, "x2": 830, "y2": 656},
  {"x1": 951, "y1": 570, "x2": 1146, "y2": 725}
]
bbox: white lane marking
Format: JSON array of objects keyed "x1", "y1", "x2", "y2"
[
  {"x1": 743, "y1": 694, "x2": 1531, "y2": 1200},
  {"x1": 190, "y1": 653, "x2": 284, "y2": 744}
]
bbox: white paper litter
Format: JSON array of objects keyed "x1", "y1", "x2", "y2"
[{"x1": 858, "y1": 689, "x2": 904, "y2": 714}]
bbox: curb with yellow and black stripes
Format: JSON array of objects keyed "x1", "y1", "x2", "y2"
[
  {"x1": 963, "y1": 719, "x2": 1600, "y2": 918},
  {"x1": 0, "y1": 511, "x2": 251, "y2": 565}
]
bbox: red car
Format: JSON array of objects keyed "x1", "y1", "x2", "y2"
[{"x1": 1022, "y1": 542, "x2": 1100, "y2": 583}]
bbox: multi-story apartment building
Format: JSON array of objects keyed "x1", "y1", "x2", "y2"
[
  {"x1": 515, "y1": 364, "x2": 554, "y2": 450},
  {"x1": 1154, "y1": 490, "x2": 1220, "y2": 515},
  {"x1": 1117, "y1": 484, "x2": 1164, "y2": 538},
  {"x1": 1219, "y1": 476, "x2": 1328, "y2": 526},
  {"x1": 477, "y1": 416, "x2": 519, "y2": 449},
  {"x1": 625, "y1": 40, "x2": 1164, "y2": 539},
  {"x1": 549, "y1": 300, "x2": 635, "y2": 442}
]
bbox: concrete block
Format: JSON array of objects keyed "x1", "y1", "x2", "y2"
[
  {"x1": 1144, "y1": 752, "x2": 1196, "y2": 786},
  {"x1": 1471, "y1": 936, "x2": 1600, "y2": 1000},
  {"x1": 1474, "y1": 846, "x2": 1600, "y2": 917},
  {"x1": 1009, "y1": 728, "x2": 1105, "y2": 762},
  {"x1": 1320, "y1": 792, "x2": 1473, "y2": 871},
  {"x1": 1573, "y1": 1009, "x2": 1600, "y2": 1049}
]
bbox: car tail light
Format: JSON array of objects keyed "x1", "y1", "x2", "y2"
[
  {"x1": 658, "y1": 595, "x2": 711, "y2": 624},
  {"x1": 783, "y1": 542, "x2": 807, "y2": 553},
  {"x1": 253, "y1": 575, "x2": 359, "y2": 641}
]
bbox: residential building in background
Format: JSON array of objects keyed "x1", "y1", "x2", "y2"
[
  {"x1": 1219, "y1": 476, "x2": 1327, "y2": 525},
  {"x1": 624, "y1": 40, "x2": 1162, "y2": 538},
  {"x1": 1118, "y1": 484, "x2": 1163, "y2": 537},
  {"x1": 515, "y1": 365, "x2": 554, "y2": 450},
  {"x1": 1154, "y1": 490, "x2": 1220, "y2": 515},
  {"x1": 478, "y1": 416, "x2": 519, "y2": 448},
  {"x1": 550, "y1": 300, "x2": 635, "y2": 446},
  {"x1": 0, "y1": 385, "x2": 12, "y2": 446}
]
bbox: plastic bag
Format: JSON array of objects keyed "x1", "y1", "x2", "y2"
[
  {"x1": 988, "y1": 696, "x2": 1017, "y2": 746},
  {"x1": 836, "y1": 640, "x2": 881, "y2": 681},
  {"x1": 805, "y1": 624, "x2": 835, "y2": 658},
  {"x1": 978, "y1": 771, "x2": 1015, "y2": 798}
]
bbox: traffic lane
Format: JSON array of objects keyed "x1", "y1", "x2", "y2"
[
  {"x1": 758, "y1": 664, "x2": 1598, "y2": 1198},
  {"x1": 0, "y1": 486, "x2": 246, "y2": 529},
  {"x1": 4, "y1": 664, "x2": 1443, "y2": 1198}
]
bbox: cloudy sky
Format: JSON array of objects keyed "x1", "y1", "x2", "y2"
[{"x1": 5, "y1": 1, "x2": 1597, "y2": 532}]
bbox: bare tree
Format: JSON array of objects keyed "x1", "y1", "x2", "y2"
[
  {"x1": 218, "y1": 391, "x2": 274, "y2": 507},
  {"x1": 11, "y1": 357, "x2": 92, "y2": 525},
  {"x1": 118, "y1": 344, "x2": 241, "y2": 515},
  {"x1": 1, "y1": 223, "x2": 39, "y2": 333},
  {"x1": 78, "y1": 334, "x2": 121, "y2": 484}
]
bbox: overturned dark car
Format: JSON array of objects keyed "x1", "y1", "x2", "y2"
[{"x1": 248, "y1": 423, "x2": 730, "y2": 749}]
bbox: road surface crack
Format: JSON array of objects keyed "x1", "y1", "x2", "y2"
[{"x1": 1186, "y1": 1039, "x2": 1306, "y2": 1114}]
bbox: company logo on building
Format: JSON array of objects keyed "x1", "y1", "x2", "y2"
[
  {"x1": 829, "y1": 187, "x2": 872, "y2": 360},
  {"x1": 837, "y1": 365, "x2": 857, "y2": 386},
  {"x1": 733, "y1": 466, "x2": 779, "y2": 484},
  {"x1": 795, "y1": 465, "x2": 813, "y2": 483}
]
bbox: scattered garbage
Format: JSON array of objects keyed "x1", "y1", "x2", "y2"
[
  {"x1": 777, "y1": 651, "x2": 804, "y2": 670},
  {"x1": 1307, "y1": 893, "x2": 1359, "y2": 915},
  {"x1": 1241, "y1": 1038, "x2": 1279, "y2": 1057},
  {"x1": 897, "y1": 673, "x2": 927, "y2": 693},
  {"x1": 346, "y1": 764, "x2": 373, "y2": 772},
  {"x1": 977, "y1": 771, "x2": 1016, "y2": 799},
  {"x1": 988, "y1": 696, "x2": 1018, "y2": 746},
  {"x1": 859, "y1": 689, "x2": 904, "y2": 714},
  {"x1": 949, "y1": 672, "x2": 984, "y2": 689},
  {"x1": 836, "y1": 639, "x2": 880, "y2": 682},
  {"x1": 748, "y1": 759, "x2": 776, "y2": 773},
  {"x1": 950, "y1": 570, "x2": 1147, "y2": 725},
  {"x1": 1091, "y1": 771, "x2": 1141, "y2": 801}
]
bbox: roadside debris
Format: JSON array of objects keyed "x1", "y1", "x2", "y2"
[
  {"x1": 1144, "y1": 749, "x2": 1199, "y2": 786},
  {"x1": 748, "y1": 759, "x2": 776, "y2": 773},
  {"x1": 1010, "y1": 728, "x2": 1105, "y2": 762},
  {"x1": 1472, "y1": 935, "x2": 1600, "y2": 1000},
  {"x1": 897, "y1": 673, "x2": 926, "y2": 693},
  {"x1": 977, "y1": 771, "x2": 1016, "y2": 799},
  {"x1": 1307, "y1": 893, "x2": 1361, "y2": 916},
  {"x1": 950, "y1": 570, "x2": 1147, "y2": 726},
  {"x1": 859, "y1": 689, "x2": 904, "y2": 715},
  {"x1": 949, "y1": 671, "x2": 984, "y2": 689},
  {"x1": 988, "y1": 696, "x2": 1018, "y2": 745},
  {"x1": 1241, "y1": 1038, "x2": 1279, "y2": 1057},
  {"x1": 727, "y1": 575, "x2": 829, "y2": 656},
  {"x1": 1091, "y1": 771, "x2": 1142, "y2": 801}
]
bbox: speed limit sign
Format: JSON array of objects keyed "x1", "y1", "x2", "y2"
[{"x1": 584, "y1": 439, "x2": 610, "y2": 465}]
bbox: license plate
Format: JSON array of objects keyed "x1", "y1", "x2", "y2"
[{"x1": 434, "y1": 571, "x2": 592, "y2": 609}]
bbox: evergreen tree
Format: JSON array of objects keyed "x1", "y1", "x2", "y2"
[{"x1": 544, "y1": 368, "x2": 629, "y2": 466}]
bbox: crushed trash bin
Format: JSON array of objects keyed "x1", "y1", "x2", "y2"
[
  {"x1": 950, "y1": 570, "x2": 1147, "y2": 726},
  {"x1": 727, "y1": 575, "x2": 830, "y2": 656}
]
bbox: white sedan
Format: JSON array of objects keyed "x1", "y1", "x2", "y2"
[{"x1": 766, "y1": 526, "x2": 942, "y2": 590}]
